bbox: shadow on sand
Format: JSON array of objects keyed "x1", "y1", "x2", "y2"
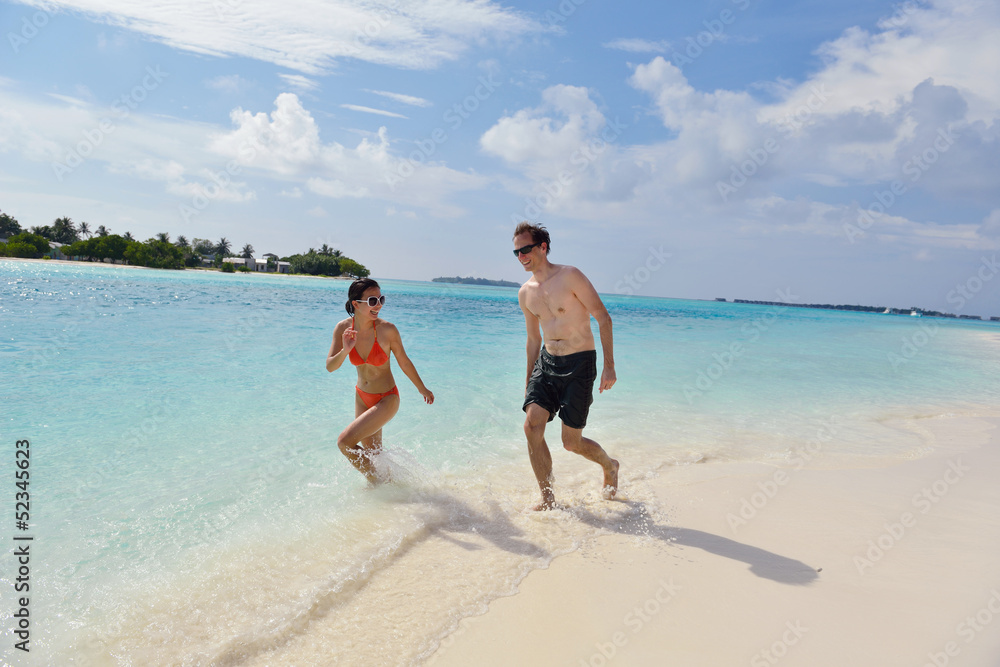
[
  {"x1": 571, "y1": 500, "x2": 819, "y2": 585},
  {"x1": 400, "y1": 489, "x2": 551, "y2": 559},
  {"x1": 399, "y1": 490, "x2": 816, "y2": 585}
]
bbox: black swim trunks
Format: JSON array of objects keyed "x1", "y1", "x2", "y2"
[{"x1": 522, "y1": 348, "x2": 598, "y2": 429}]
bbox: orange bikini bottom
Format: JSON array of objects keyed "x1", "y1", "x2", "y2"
[{"x1": 356, "y1": 385, "x2": 399, "y2": 409}]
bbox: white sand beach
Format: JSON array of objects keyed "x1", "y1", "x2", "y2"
[{"x1": 429, "y1": 415, "x2": 1000, "y2": 666}]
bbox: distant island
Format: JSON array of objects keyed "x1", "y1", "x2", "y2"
[
  {"x1": 718, "y1": 298, "x2": 993, "y2": 321},
  {"x1": 0, "y1": 209, "x2": 369, "y2": 278},
  {"x1": 433, "y1": 276, "x2": 520, "y2": 288}
]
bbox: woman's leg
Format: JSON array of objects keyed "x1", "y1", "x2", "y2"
[{"x1": 338, "y1": 391, "x2": 400, "y2": 483}]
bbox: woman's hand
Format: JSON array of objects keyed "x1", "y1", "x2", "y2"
[
  {"x1": 342, "y1": 325, "x2": 358, "y2": 352},
  {"x1": 420, "y1": 387, "x2": 435, "y2": 405}
]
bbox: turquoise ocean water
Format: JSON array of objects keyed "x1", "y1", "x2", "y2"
[{"x1": 2, "y1": 259, "x2": 1000, "y2": 665}]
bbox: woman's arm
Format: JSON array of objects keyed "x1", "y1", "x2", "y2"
[
  {"x1": 383, "y1": 323, "x2": 434, "y2": 404},
  {"x1": 326, "y1": 319, "x2": 354, "y2": 372}
]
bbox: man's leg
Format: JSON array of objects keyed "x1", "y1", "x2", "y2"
[
  {"x1": 524, "y1": 403, "x2": 556, "y2": 510},
  {"x1": 561, "y1": 423, "x2": 619, "y2": 499}
]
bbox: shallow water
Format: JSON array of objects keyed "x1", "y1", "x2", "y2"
[{"x1": 3, "y1": 259, "x2": 999, "y2": 664}]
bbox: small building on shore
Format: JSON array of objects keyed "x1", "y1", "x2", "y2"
[
  {"x1": 223, "y1": 257, "x2": 254, "y2": 270},
  {"x1": 49, "y1": 241, "x2": 67, "y2": 260},
  {"x1": 252, "y1": 254, "x2": 290, "y2": 273}
]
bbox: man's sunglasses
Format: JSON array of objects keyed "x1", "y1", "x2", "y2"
[
  {"x1": 354, "y1": 296, "x2": 386, "y2": 307},
  {"x1": 513, "y1": 242, "x2": 542, "y2": 257}
]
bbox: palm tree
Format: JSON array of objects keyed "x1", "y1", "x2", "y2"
[
  {"x1": 156, "y1": 232, "x2": 170, "y2": 243},
  {"x1": 0, "y1": 211, "x2": 22, "y2": 238},
  {"x1": 95, "y1": 225, "x2": 110, "y2": 237},
  {"x1": 215, "y1": 237, "x2": 231, "y2": 257},
  {"x1": 332, "y1": 249, "x2": 342, "y2": 258},
  {"x1": 52, "y1": 217, "x2": 78, "y2": 244},
  {"x1": 78, "y1": 222, "x2": 91, "y2": 239},
  {"x1": 175, "y1": 235, "x2": 190, "y2": 249},
  {"x1": 124, "y1": 232, "x2": 135, "y2": 241},
  {"x1": 241, "y1": 243, "x2": 254, "y2": 259},
  {"x1": 319, "y1": 243, "x2": 332, "y2": 256}
]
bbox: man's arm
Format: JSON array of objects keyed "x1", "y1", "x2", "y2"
[
  {"x1": 569, "y1": 268, "x2": 616, "y2": 392},
  {"x1": 518, "y1": 287, "x2": 543, "y2": 388}
]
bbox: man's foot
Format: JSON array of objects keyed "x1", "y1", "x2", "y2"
[{"x1": 602, "y1": 458, "x2": 619, "y2": 500}]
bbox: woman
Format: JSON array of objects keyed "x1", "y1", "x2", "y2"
[{"x1": 326, "y1": 279, "x2": 434, "y2": 482}]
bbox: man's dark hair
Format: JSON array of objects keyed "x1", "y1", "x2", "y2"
[{"x1": 513, "y1": 222, "x2": 551, "y2": 255}]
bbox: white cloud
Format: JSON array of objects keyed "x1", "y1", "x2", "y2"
[
  {"x1": 306, "y1": 206, "x2": 327, "y2": 217},
  {"x1": 629, "y1": 57, "x2": 757, "y2": 146},
  {"x1": 386, "y1": 206, "x2": 417, "y2": 218},
  {"x1": 980, "y1": 209, "x2": 1000, "y2": 238},
  {"x1": 0, "y1": 87, "x2": 482, "y2": 216},
  {"x1": 210, "y1": 93, "x2": 321, "y2": 175},
  {"x1": 306, "y1": 178, "x2": 369, "y2": 199},
  {"x1": 481, "y1": 85, "x2": 606, "y2": 166},
  {"x1": 108, "y1": 157, "x2": 185, "y2": 183},
  {"x1": 279, "y1": 74, "x2": 318, "y2": 93},
  {"x1": 602, "y1": 38, "x2": 670, "y2": 54},
  {"x1": 759, "y1": 0, "x2": 1000, "y2": 124},
  {"x1": 46, "y1": 92, "x2": 91, "y2": 107},
  {"x1": 340, "y1": 104, "x2": 408, "y2": 119},
  {"x1": 0, "y1": 93, "x2": 95, "y2": 162},
  {"x1": 479, "y1": 0, "x2": 1000, "y2": 252},
  {"x1": 209, "y1": 93, "x2": 488, "y2": 215},
  {"x1": 109, "y1": 158, "x2": 256, "y2": 202},
  {"x1": 364, "y1": 89, "x2": 432, "y2": 107},
  {"x1": 96, "y1": 31, "x2": 129, "y2": 51},
  {"x1": 0, "y1": 86, "x2": 258, "y2": 207},
  {"x1": 480, "y1": 85, "x2": 650, "y2": 218},
  {"x1": 741, "y1": 195, "x2": 989, "y2": 250},
  {"x1": 15, "y1": 0, "x2": 542, "y2": 72},
  {"x1": 206, "y1": 75, "x2": 251, "y2": 94}
]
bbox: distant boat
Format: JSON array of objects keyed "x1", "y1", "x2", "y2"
[
  {"x1": 882, "y1": 308, "x2": 891, "y2": 314},
  {"x1": 910, "y1": 310, "x2": 921, "y2": 317}
]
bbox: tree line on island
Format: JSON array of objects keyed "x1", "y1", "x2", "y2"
[
  {"x1": 0, "y1": 210, "x2": 369, "y2": 278},
  {"x1": 726, "y1": 298, "x2": 994, "y2": 321},
  {"x1": 432, "y1": 276, "x2": 520, "y2": 287}
]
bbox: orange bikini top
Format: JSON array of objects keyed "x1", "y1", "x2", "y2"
[{"x1": 349, "y1": 319, "x2": 389, "y2": 367}]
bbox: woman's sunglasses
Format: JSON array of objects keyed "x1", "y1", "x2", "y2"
[
  {"x1": 354, "y1": 296, "x2": 386, "y2": 307},
  {"x1": 513, "y1": 242, "x2": 542, "y2": 257}
]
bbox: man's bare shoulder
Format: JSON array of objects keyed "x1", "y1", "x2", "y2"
[
  {"x1": 559, "y1": 263, "x2": 583, "y2": 276},
  {"x1": 556, "y1": 264, "x2": 590, "y2": 286},
  {"x1": 517, "y1": 282, "x2": 533, "y2": 313}
]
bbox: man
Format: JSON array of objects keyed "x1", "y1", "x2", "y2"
[{"x1": 514, "y1": 222, "x2": 618, "y2": 510}]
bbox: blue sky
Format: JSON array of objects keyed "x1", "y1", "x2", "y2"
[{"x1": 2, "y1": 0, "x2": 999, "y2": 315}]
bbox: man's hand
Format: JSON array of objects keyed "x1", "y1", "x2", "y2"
[{"x1": 599, "y1": 366, "x2": 616, "y2": 393}]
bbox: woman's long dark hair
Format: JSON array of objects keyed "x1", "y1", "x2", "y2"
[{"x1": 345, "y1": 278, "x2": 380, "y2": 315}]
